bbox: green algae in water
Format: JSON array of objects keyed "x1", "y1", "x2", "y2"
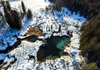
[{"x1": 37, "y1": 36, "x2": 69, "y2": 61}]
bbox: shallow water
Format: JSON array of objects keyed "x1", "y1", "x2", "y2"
[{"x1": 37, "y1": 36, "x2": 69, "y2": 61}]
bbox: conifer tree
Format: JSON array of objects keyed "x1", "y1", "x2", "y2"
[
  {"x1": 3, "y1": 5, "x2": 14, "y2": 28},
  {"x1": 6, "y1": 1, "x2": 11, "y2": 11},
  {"x1": 26, "y1": 9, "x2": 32, "y2": 19},
  {"x1": 12, "y1": 10, "x2": 22, "y2": 29},
  {"x1": 21, "y1": 1, "x2": 26, "y2": 14}
]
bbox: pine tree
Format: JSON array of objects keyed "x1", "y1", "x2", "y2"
[
  {"x1": 21, "y1": 1, "x2": 26, "y2": 14},
  {"x1": 53, "y1": 0, "x2": 62, "y2": 11},
  {"x1": 26, "y1": 9, "x2": 32, "y2": 19},
  {"x1": 12, "y1": 10, "x2": 22, "y2": 29},
  {"x1": 6, "y1": 1, "x2": 11, "y2": 11},
  {"x1": 3, "y1": 5, "x2": 14, "y2": 28}
]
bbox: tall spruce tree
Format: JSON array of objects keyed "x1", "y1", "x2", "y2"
[
  {"x1": 26, "y1": 9, "x2": 32, "y2": 19},
  {"x1": 21, "y1": 1, "x2": 26, "y2": 14},
  {"x1": 3, "y1": 5, "x2": 14, "y2": 28},
  {"x1": 6, "y1": 1, "x2": 11, "y2": 11},
  {"x1": 12, "y1": 10, "x2": 22, "y2": 29}
]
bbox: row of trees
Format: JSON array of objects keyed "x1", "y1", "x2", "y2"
[
  {"x1": 1, "y1": 1, "x2": 22, "y2": 29},
  {"x1": 50, "y1": 0, "x2": 100, "y2": 19},
  {"x1": 80, "y1": 13, "x2": 100, "y2": 68},
  {"x1": 1, "y1": 0, "x2": 32, "y2": 29},
  {"x1": 21, "y1": 1, "x2": 32, "y2": 19}
]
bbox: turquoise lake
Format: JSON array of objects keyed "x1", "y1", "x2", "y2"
[{"x1": 37, "y1": 36, "x2": 69, "y2": 61}]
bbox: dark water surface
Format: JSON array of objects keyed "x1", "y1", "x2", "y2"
[{"x1": 37, "y1": 36, "x2": 69, "y2": 61}]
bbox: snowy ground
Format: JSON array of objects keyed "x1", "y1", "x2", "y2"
[{"x1": 0, "y1": 0, "x2": 86, "y2": 70}]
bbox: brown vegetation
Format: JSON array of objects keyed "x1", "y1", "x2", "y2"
[{"x1": 25, "y1": 26, "x2": 45, "y2": 37}]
